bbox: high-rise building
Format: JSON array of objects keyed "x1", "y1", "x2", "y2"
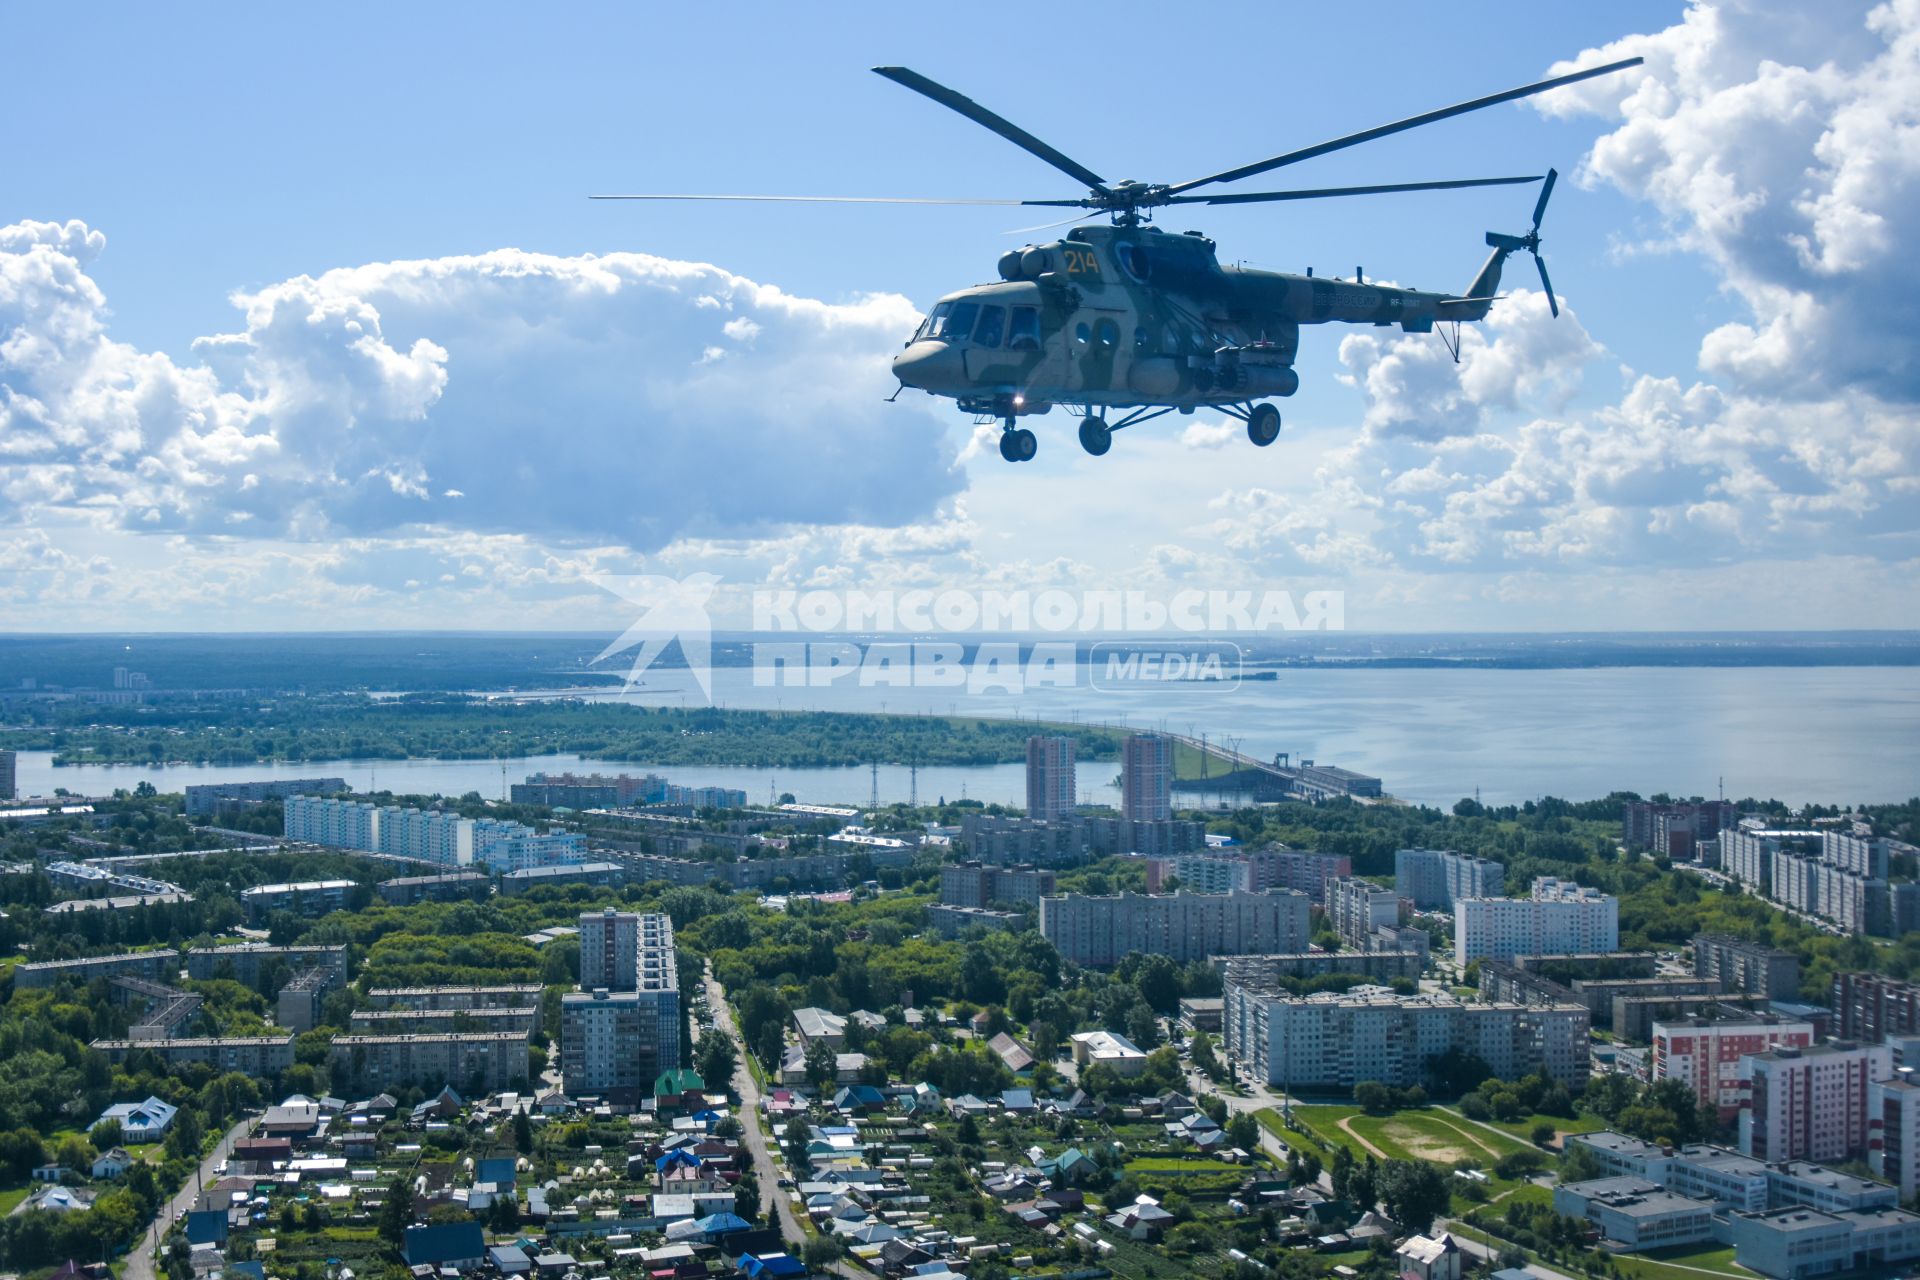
[
  {"x1": 1832, "y1": 972, "x2": 1920, "y2": 1044},
  {"x1": 1696, "y1": 935, "x2": 1802, "y2": 1001},
  {"x1": 1741, "y1": 1042, "x2": 1893, "y2": 1164},
  {"x1": 1395, "y1": 848, "x2": 1504, "y2": 911},
  {"x1": 1325, "y1": 876, "x2": 1401, "y2": 948},
  {"x1": 561, "y1": 912, "x2": 680, "y2": 1098},
  {"x1": 1454, "y1": 877, "x2": 1619, "y2": 964},
  {"x1": 1652, "y1": 1016, "x2": 1816, "y2": 1121},
  {"x1": 580, "y1": 909, "x2": 642, "y2": 992},
  {"x1": 1146, "y1": 848, "x2": 1352, "y2": 902},
  {"x1": 185, "y1": 778, "x2": 348, "y2": 819},
  {"x1": 1026, "y1": 735, "x2": 1076, "y2": 820},
  {"x1": 1870, "y1": 1077, "x2": 1920, "y2": 1200},
  {"x1": 0, "y1": 749, "x2": 16, "y2": 801},
  {"x1": 1039, "y1": 888, "x2": 1310, "y2": 967},
  {"x1": 1120, "y1": 734, "x2": 1173, "y2": 822},
  {"x1": 1623, "y1": 800, "x2": 1741, "y2": 858},
  {"x1": 939, "y1": 861, "x2": 1055, "y2": 909}
]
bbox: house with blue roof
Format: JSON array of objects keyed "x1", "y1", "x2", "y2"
[
  {"x1": 740, "y1": 1252, "x2": 809, "y2": 1279},
  {"x1": 833, "y1": 1084, "x2": 885, "y2": 1113},
  {"x1": 98, "y1": 1095, "x2": 179, "y2": 1143},
  {"x1": 475, "y1": 1156, "x2": 517, "y2": 1185},
  {"x1": 403, "y1": 1222, "x2": 486, "y2": 1270},
  {"x1": 185, "y1": 1209, "x2": 228, "y2": 1245}
]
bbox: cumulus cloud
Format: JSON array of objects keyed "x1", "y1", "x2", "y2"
[
  {"x1": 0, "y1": 220, "x2": 960, "y2": 548},
  {"x1": 1538, "y1": 0, "x2": 1920, "y2": 401}
]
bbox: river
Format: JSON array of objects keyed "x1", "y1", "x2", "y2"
[{"x1": 16, "y1": 664, "x2": 1920, "y2": 808}]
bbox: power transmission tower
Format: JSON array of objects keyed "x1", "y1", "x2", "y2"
[
  {"x1": 869, "y1": 762, "x2": 879, "y2": 810},
  {"x1": 910, "y1": 756, "x2": 919, "y2": 809}
]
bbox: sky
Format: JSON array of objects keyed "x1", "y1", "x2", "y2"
[{"x1": 3, "y1": 0, "x2": 1917, "y2": 633}]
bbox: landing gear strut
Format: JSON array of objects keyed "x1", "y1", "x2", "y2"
[
  {"x1": 1078, "y1": 415, "x2": 1111, "y2": 456},
  {"x1": 998, "y1": 420, "x2": 1037, "y2": 463}
]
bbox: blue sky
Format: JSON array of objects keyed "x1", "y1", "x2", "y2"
[{"x1": 3, "y1": 1, "x2": 1917, "y2": 633}]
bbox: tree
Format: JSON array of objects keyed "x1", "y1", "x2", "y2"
[
  {"x1": 1226, "y1": 1113, "x2": 1259, "y2": 1151},
  {"x1": 803, "y1": 1235, "x2": 843, "y2": 1269},
  {"x1": 89, "y1": 1118, "x2": 123, "y2": 1150},
  {"x1": 734, "y1": 1169, "x2": 762, "y2": 1222},
  {"x1": 511, "y1": 1110, "x2": 533, "y2": 1154},
  {"x1": 1530, "y1": 1120, "x2": 1558, "y2": 1147},
  {"x1": 487, "y1": 1193, "x2": 520, "y2": 1232},
  {"x1": 698, "y1": 1030, "x2": 739, "y2": 1090},
  {"x1": 378, "y1": 1176, "x2": 413, "y2": 1248},
  {"x1": 1376, "y1": 1159, "x2": 1450, "y2": 1234},
  {"x1": 804, "y1": 1038, "x2": 837, "y2": 1089}
]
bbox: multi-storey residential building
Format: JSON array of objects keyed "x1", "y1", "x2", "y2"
[
  {"x1": 15, "y1": 950, "x2": 178, "y2": 990},
  {"x1": 1695, "y1": 934, "x2": 1802, "y2": 1001},
  {"x1": 1222, "y1": 950, "x2": 1424, "y2": 985},
  {"x1": 185, "y1": 944, "x2": 348, "y2": 987},
  {"x1": 1741, "y1": 1042, "x2": 1894, "y2": 1164},
  {"x1": 330, "y1": 1031, "x2": 530, "y2": 1093},
  {"x1": 1120, "y1": 734, "x2": 1172, "y2": 822},
  {"x1": 1824, "y1": 828, "x2": 1888, "y2": 879},
  {"x1": 241, "y1": 879, "x2": 355, "y2": 924},
  {"x1": 275, "y1": 968, "x2": 336, "y2": 1035},
  {"x1": 90, "y1": 1035, "x2": 293, "y2": 1075},
  {"x1": 560, "y1": 912, "x2": 680, "y2": 1098},
  {"x1": 1622, "y1": 800, "x2": 1741, "y2": 859},
  {"x1": 580, "y1": 909, "x2": 642, "y2": 991},
  {"x1": 1325, "y1": 876, "x2": 1401, "y2": 948},
  {"x1": 1870, "y1": 1076, "x2": 1920, "y2": 1200},
  {"x1": 939, "y1": 861, "x2": 1055, "y2": 909},
  {"x1": 362, "y1": 984, "x2": 544, "y2": 1011},
  {"x1": 285, "y1": 795, "x2": 585, "y2": 873},
  {"x1": 348, "y1": 1007, "x2": 540, "y2": 1036},
  {"x1": 510, "y1": 771, "x2": 665, "y2": 807},
  {"x1": 615, "y1": 844, "x2": 912, "y2": 890},
  {"x1": 927, "y1": 904, "x2": 1022, "y2": 937},
  {"x1": 185, "y1": 777, "x2": 347, "y2": 818},
  {"x1": 379, "y1": 806, "x2": 479, "y2": 866},
  {"x1": 1722, "y1": 826, "x2": 1898, "y2": 937},
  {"x1": 1145, "y1": 851, "x2": 1254, "y2": 894},
  {"x1": 1395, "y1": 848, "x2": 1504, "y2": 911},
  {"x1": 499, "y1": 862, "x2": 624, "y2": 894},
  {"x1": 283, "y1": 796, "x2": 384, "y2": 851},
  {"x1": 376, "y1": 871, "x2": 489, "y2": 905},
  {"x1": 1221, "y1": 987, "x2": 1588, "y2": 1089},
  {"x1": 1147, "y1": 848, "x2": 1351, "y2": 902},
  {"x1": 1833, "y1": 972, "x2": 1920, "y2": 1044},
  {"x1": 663, "y1": 784, "x2": 748, "y2": 809},
  {"x1": 1025, "y1": 735, "x2": 1076, "y2": 820},
  {"x1": 1039, "y1": 889, "x2": 1311, "y2": 967},
  {"x1": 1652, "y1": 1016, "x2": 1816, "y2": 1121},
  {"x1": 1454, "y1": 877, "x2": 1619, "y2": 964},
  {"x1": 1571, "y1": 978, "x2": 1725, "y2": 1030}
]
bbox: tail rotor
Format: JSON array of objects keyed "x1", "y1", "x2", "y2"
[{"x1": 1487, "y1": 166, "x2": 1559, "y2": 317}]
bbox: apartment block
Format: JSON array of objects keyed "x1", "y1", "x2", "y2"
[
  {"x1": 241, "y1": 879, "x2": 355, "y2": 925},
  {"x1": 1870, "y1": 1077, "x2": 1920, "y2": 1200},
  {"x1": 1325, "y1": 876, "x2": 1401, "y2": 948},
  {"x1": 348, "y1": 1006, "x2": 539, "y2": 1036},
  {"x1": 91, "y1": 1035, "x2": 293, "y2": 1075},
  {"x1": 1219, "y1": 950, "x2": 1425, "y2": 988},
  {"x1": 939, "y1": 861, "x2": 1056, "y2": 909},
  {"x1": 1120, "y1": 734, "x2": 1173, "y2": 822},
  {"x1": 1622, "y1": 800, "x2": 1741, "y2": 859},
  {"x1": 282, "y1": 796, "x2": 384, "y2": 851},
  {"x1": 1695, "y1": 934, "x2": 1802, "y2": 1001},
  {"x1": 560, "y1": 912, "x2": 680, "y2": 1098},
  {"x1": 1039, "y1": 888, "x2": 1311, "y2": 967},
  {"x1": 185, "y1": 777, "x2": 347, "y2": 818},
  {"x1": 1572, "y1": 977, "x2": 1725, "y2": 1030},
  {"x1": 186, "y1": 944, "x2": 348, "y2": 987},
  {"x1": 275, "y1": 968, "x2": 337, "y2": 1035},
  {"x1": 1025, "y1": 735, "x2": 1076, "y2": 820},
  {"x1": 1832, "y1": 972, "x2": 1920, "y2": 1043},
  {"x1": 1151, "y1": 847, "x2": 1352, "y2": 902},
  {"x1": 1652, "y1": 1016, "x2": 1816, "y2": 1120},
  {"x1": 1395, "y1": 848, "x2": 1504, "y2": 911},
  {"x1": 362, "y1": 984, "x2": 545, "y2": 1011},
  {"x1": 16, "y1": 950, "x2": 177, "y2": 990},
  {"x1": 510, "y1": 771, "x2": 665, "y2": 807},
  {"x1": 330, "y1": 1032, "x2": 530, "y2": 1093},
  {"x1": 499, "y1": 861, "x2": 625, "y2": 894},
  {"x1": 1742, "y1": 1041, "x2": 1894, "y2": 1164},
  {"x1": 377, "y1": 871, "x2": 489, "y2": 905},
  {"x1": 580, "y1": 909, "x2": 643, "y2": 992},
  {"x1": 926, "y1": 904, "x2": 1022, "y2": 937},
  {"x1": 1221, "y1": 988, "x2": 1588, "y2": 1090},
  {"x1": 1454, "y1": 877, "x2": 1619, "y2": 964},
  {"x1": 1722, "y1": 826, "x2": 1898, "y2": 937}
]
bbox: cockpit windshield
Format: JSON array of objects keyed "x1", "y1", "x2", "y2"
[{"x1": 933, "y1": 301, "x2": 980, "y2": 343}]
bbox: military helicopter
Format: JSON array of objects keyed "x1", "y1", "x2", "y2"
[{"x1": 596, "y1": 56, "x2": 1641, "y2": 462}]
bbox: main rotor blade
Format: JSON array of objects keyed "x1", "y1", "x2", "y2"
[
  {"x1": 1531, "y1": 168, "x2": 1559, "y2": 229},
  {"x1": 1166, "y1": 175, "x2": 1544, "y2": 206},
  {"x1": 1164, "y1": 56, "x2": 1643, "y2": 196},
  {"x1": 873, "y1": 66, "x2": 1110, "y2": 193},
  {"x1": 1535, "y1": 255, "x2": 1559, "y2": 318},
  {"x1": 590, "y1": 194, "x2": 1068, "y2": 206}
]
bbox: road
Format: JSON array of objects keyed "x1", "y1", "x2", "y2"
[
  {"x1": 127, "y1": 1115, "x2": 255, "y2": 1280},
  {"x1": 699, "y1": 964, "x2": 863, "y2": 1278}
]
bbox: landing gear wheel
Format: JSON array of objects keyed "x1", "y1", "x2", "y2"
[
  {"x1": 1012, "y1": 428, "x2": 1038, "y2": 462},
  {"x1": 1078, "y1": 415, "x2": 1111, "y2": 457},
  {"x1": 1247, "y1": 402, "x2": 1281, "y2": 447},
  {"x1": 998, "y1": 430, "x2": 1019, "y2": 462}
]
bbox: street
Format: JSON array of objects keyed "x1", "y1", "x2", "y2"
[{"x1": 126, "y1": 1115, "x2": 255, "y2": 1280}]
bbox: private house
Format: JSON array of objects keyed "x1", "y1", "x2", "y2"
[{"x1": 98, "y1": 1095, "x2": 179, "y2": 1143}]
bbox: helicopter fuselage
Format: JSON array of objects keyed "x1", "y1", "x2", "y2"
[{"x1": 890, "y1": 221, "x2": 1495, "y2": 418}]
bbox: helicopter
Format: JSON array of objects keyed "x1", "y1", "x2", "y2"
[{"x1": 596, "y1": 56, "x2": 1642, "y2": 463}]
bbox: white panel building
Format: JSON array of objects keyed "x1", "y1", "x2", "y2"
[{"x1": 1454, "y1": 877, "x2": 1618, "y2": 965}]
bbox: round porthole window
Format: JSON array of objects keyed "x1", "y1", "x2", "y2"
[{"x1": 1074, "y1": 322, "x2": 1091, "y2": 346}]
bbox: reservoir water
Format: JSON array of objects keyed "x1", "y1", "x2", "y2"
[{"x1": 18, "y1": 664, "x2": 1920, "y2": 809}]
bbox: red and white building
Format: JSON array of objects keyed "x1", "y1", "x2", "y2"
[
  {"x1": 1651, "y1": 1016, "x2": 1815, "y2": 1122},
  {"x1": 1740, "y1": 1041, "x2": 1893, "y2": 1163}
]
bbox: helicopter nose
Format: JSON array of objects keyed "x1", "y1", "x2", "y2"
[{"x1": 892, "y1": 340, "x2": 966, "y2": 392}]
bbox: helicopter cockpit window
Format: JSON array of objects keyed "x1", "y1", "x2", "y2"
[
  {"x1": 1008, "y1": 307, "x2": 1040, "y2": 350},
  {"x1": 915, "y1": 302, "x2": 951, "y2": 342},
  {"x1": 935, "y1": 301, "x2": 980, "y2": 343},
  {"x1": 973, "y1": 305, "x2": 1006, "y2": 349},
  {"x1": 1116, "y1": 243, "x2": 1150, "y2": 282},
  {"x1": 1073, "y1": 322, "x2": 1091, "y2": 346},
  {"x1": 1094, "y1": 318, "x2": 1119, "y2": 349}
]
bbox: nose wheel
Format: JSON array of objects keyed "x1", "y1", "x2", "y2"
[{"x1": 998, "y1": 422, "x2": 1037, "y2": 462}]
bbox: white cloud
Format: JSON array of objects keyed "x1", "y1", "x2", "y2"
[{"x1": 0, "y1": 221, "x2": 961, "y2": 548}]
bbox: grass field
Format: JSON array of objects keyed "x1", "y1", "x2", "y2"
[
  {"x1": 1125, "y1": 1156, "x2": 1228, "y2": 1173},
  {"x1": 1464, "y1": 1109, "x2": 1609, "y2": 1147},
  {"x1": 1611, "y1": 1244, "x2": 1755, "y2": 1280}
]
